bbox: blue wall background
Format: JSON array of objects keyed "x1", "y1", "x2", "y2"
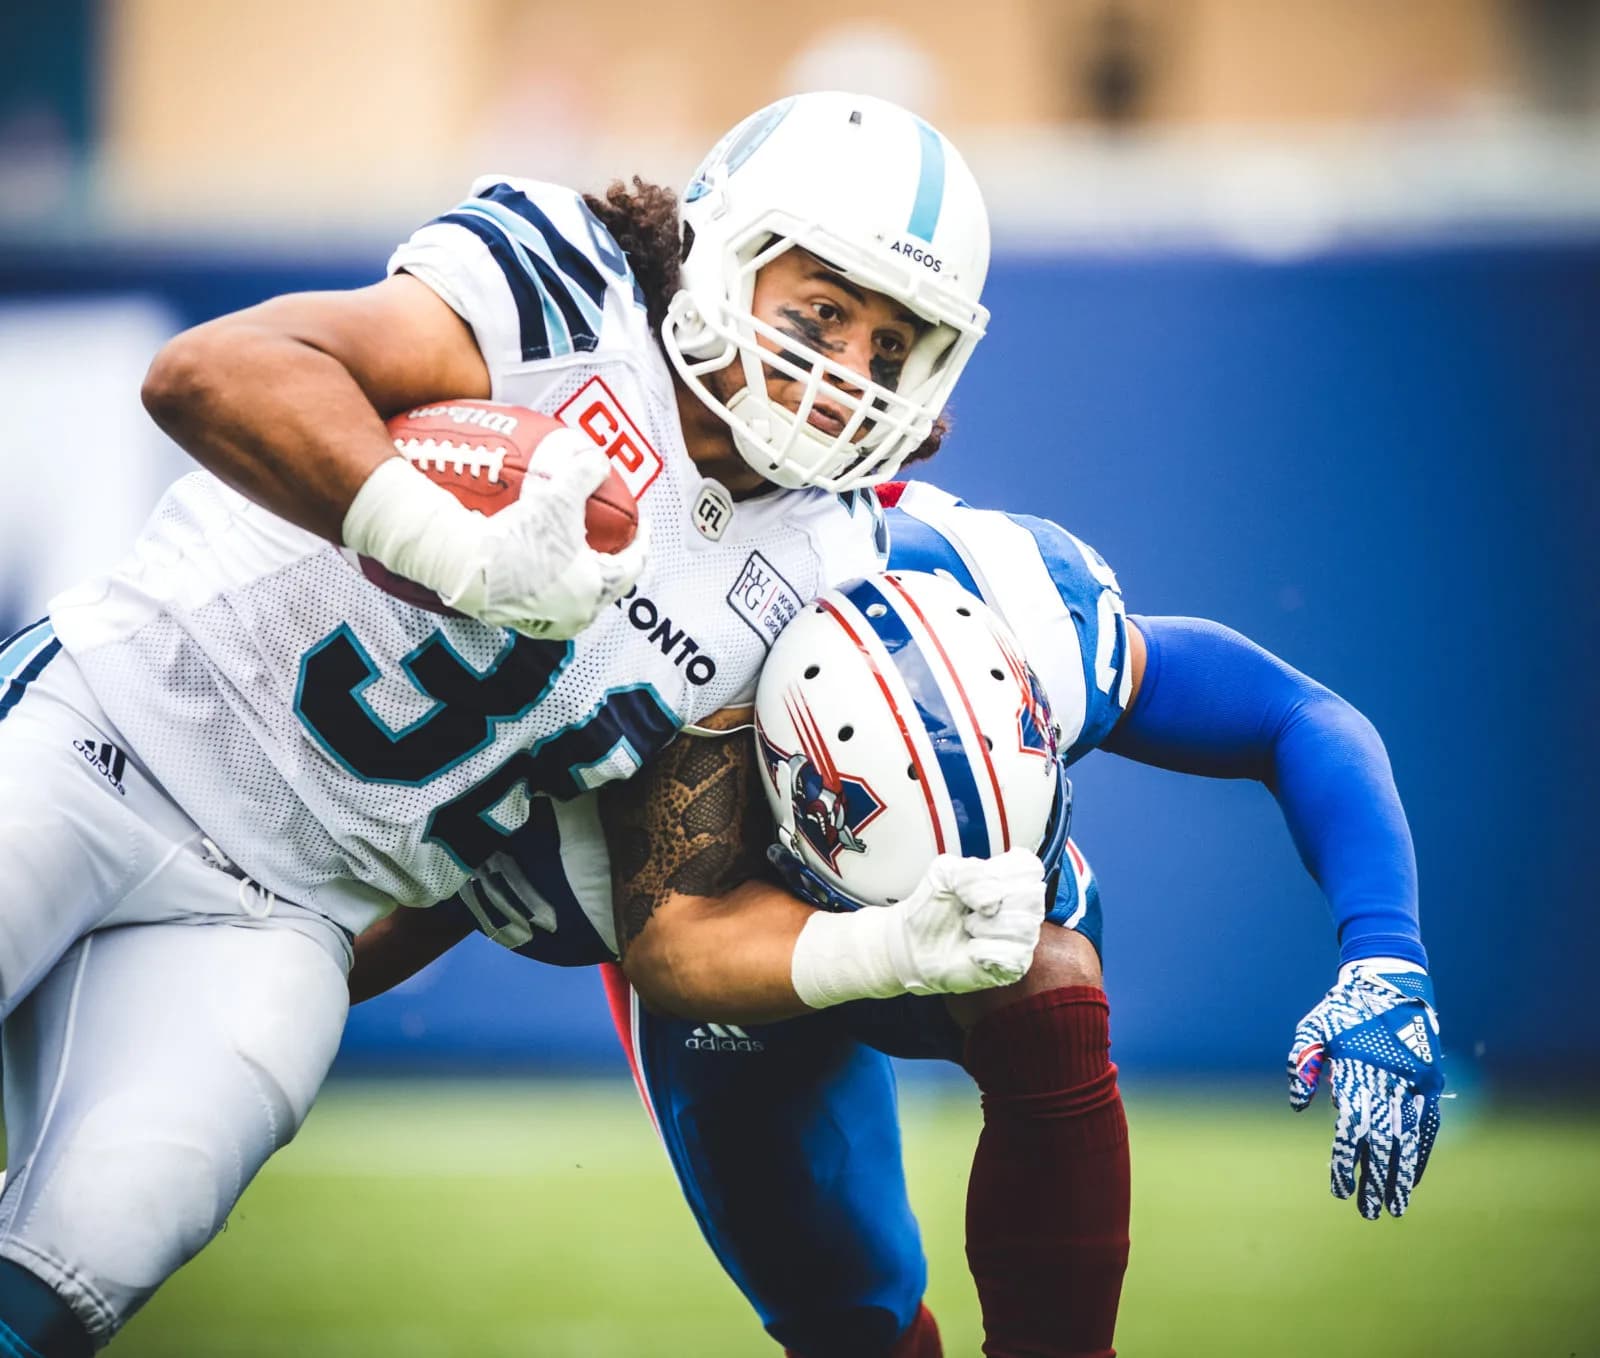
[{"x1": 3, "y1": 231, "x2": 1595, "y2": 1086}]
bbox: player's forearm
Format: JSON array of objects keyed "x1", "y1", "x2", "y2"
[
  {"x1": 143, "y1": 277, "x2": 491, "y2": 545},
  {"x1": 1104, "y1": 615, "x2": 1423, "y2": 965},
  {"x1": 348, "y1": 905, "x2": 473, "y2": 1005},
  {"x1": 142, "y1": 317, "x2": 397, "y2": 542},
  {"x1": 619, "y1": 882, "x2": 814, "y2": 1022},
  {"x1": 1267, "y1": 695, "x2": 1422, "y2": 964},
  {"x1": 603, "y1": 714, "x2": 799, "y2": 1020}
]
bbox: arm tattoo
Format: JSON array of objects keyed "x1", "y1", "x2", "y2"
[{"x1": 601, "y1": 731, "x2": 774, "y2": 953}]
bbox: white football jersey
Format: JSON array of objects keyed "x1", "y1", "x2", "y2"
[{"x1": 48, "y1": 177, "x2": 884, "y2": 933}]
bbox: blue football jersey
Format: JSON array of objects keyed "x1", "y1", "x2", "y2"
[{"x1": 883, "y1": 481, "x2": 1133, "y2": 766}]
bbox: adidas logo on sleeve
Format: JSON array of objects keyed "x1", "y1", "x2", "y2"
[{"x1": 72, "y1": 736, "x2": 128, "y2": 796}]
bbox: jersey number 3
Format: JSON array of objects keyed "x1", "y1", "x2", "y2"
[{"x1": 294, "y1": 626, "x2": 677, "y2": 871}]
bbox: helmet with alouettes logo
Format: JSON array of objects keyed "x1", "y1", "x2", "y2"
[
  {"x1": 753, "y1": 570, "x2": 1070, "y2": 913},
  {"x1": 664, "y1": 91, "x2": 990, "y2": 493}
]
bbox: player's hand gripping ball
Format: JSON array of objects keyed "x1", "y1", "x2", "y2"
[{"x1": 358, "y1": 400, "x2": 639, "y2": 616}]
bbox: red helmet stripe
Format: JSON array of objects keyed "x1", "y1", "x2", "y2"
[{"x1": 816, "y1": 597, "x2": 946, "y2": 854}]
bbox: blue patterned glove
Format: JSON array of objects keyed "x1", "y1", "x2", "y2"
[{"x1": 1288, "y1": 959, "x2": 1444, "y2": 1220}]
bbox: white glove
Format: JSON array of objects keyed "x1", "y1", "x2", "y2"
[
  {"x1": 790, "y1": 848, "x2": 1047, "y2": 1010},
  {"x1": 344, "y1": 432, "x2": 648, "y2": 639}
]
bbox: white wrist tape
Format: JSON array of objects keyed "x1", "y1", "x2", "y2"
[
  {"x1": 1338, "y1": 956, "x2": 1426, "y2": 985},
  {"x1": 790, "y1": 908, "x2": 915, "y2": 1010},
  {"x1": 342, "y1": 457, "x2": 484, "y2": 605}
]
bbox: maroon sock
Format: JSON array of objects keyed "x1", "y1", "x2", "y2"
[
  {"x1": 962, "y1": 987, "x2": 1131, "y2": 1358},
  {"x1": 888, "y1": 1304, "x2": 943, "y2": 1357},
  {"x1": 783, "y1": 1304, "x2": 942, "y2": 1358}
]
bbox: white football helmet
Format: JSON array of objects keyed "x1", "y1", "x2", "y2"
[
  {"x1": 754, "y1": 571, "x2": 1071, "y2": 913},
  {"x1": 664, "y1": 91, "x2": 991, "y2": 492}
]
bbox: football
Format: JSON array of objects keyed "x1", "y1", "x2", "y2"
[{"x1": 357, "y1": 399, "x2": 638, "y2": 616}]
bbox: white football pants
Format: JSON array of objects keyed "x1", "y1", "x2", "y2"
[{"x1": 0, "y1": 630, "x2": 352, "y2": 1346}]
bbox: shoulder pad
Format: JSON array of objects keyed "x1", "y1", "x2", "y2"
[
  {"x1": 390, "y1": 177, "x2": 646, "y2": 365},
  {"x1": 886, "y1": 484, "x2": 1132, "y2": 762}
]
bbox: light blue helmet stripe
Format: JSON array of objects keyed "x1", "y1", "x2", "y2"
[
  {"x1": 839, "y1": 578, "x2": 990, "y2": 858},
  {"x1": 906, "y1": 118, "x2": 947, "y2": 243}
]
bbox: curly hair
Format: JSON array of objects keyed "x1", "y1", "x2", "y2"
[
  {"x1": 583, "y1": 177, "x2": 948, "y2": 467},
  {"x1": 582, "y1": 178, "x2": 684, "y2": 338}
]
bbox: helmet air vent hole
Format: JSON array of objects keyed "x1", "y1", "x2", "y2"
[
  {"x1": 991, "y1": 668, "x2": 1005, "y2": 680},
  {"x1": 838, "y1": 725, "x2": 854, "y2": 741},
  {"x1": 956, "y1": 606, "x2": 972, "y2": 617},
  {"x1": 866, "y1": 602, "x2": 887, "y2": 618},
  {"x1": 804, "y1": 664, "x2": 820, "y2": 679},
  {"x1": 983, "y1": 734, "x2": 993, "y2": 751},
  {"x1": 906, "y1": 763, "x2": 918, "y2": 780}
]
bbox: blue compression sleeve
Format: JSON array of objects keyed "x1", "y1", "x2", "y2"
[{"x1": 1102, "y1": 616, "x2": 1425, "y2": 967}]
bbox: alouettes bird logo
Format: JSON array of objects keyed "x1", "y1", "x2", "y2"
[
  {"x1": 757, "y1": 694, "x2": 884, "y2": 870},
  {"x1": 995, "y1": 631, "x2": 1059, "y2": 760}
]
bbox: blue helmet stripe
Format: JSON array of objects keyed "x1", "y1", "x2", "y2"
[
  {"x1": 839, "y1": 579, "x2": 989, "y2": 858},
  {"x1": 906, "y1": 119, "x2": 947, "y2": 243}
]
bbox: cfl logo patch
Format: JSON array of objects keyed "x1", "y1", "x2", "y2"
[{"x1": 684, "y1": 1024, "x2": 765, "y2": 1053}]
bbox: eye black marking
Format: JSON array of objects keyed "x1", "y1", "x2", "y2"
[
  {"x1": 870, "y1": 355, "x2": 904, "y2": 390},
  {"x1": 776, "y1": 306, "x2": 845, "y2": 356}
]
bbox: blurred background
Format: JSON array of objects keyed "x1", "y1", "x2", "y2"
[{"x1": 2, "y1": 2, "x2": 1598, "y2": 1353}]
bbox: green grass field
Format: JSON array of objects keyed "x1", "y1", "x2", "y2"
[{"x1": 97, "y1": 1078, "x2": 1599, "y2": 1357}]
